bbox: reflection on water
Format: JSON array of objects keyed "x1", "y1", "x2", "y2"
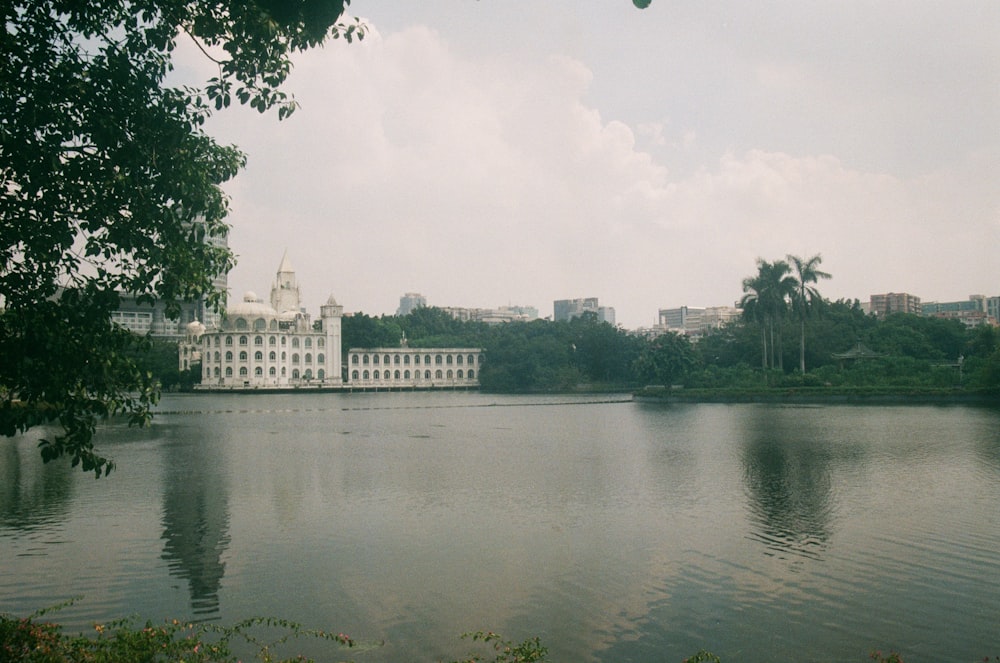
[
  {"x1": 0, "y1": 428, "x2": 73, "y2": 530},
  {"x1": 740, "y1": 407, "x2": 836, "y2": 560},
  {"x1": 159, "y1": 425, "x2": 231, "y2": 616},
  {"x1": 2, "y1": 395, "x2": 1000, "y2": 663}
]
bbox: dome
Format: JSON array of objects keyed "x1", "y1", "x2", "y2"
[
  {"x1": 225, "y1": 291, "x2": 278, "y2": 318},
  {"x1": 185, "y1": 320, "x2": 206, "y2": 335}
]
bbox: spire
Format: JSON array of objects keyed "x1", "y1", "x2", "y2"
[{"x1": 277, "y1": 249, "x2": 293, "y2": 275}]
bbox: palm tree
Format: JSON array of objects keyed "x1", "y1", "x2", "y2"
[
  {"x1": 787, "y1": 253, "x2": 832, "y2": 374},
  {"x1": 742, "y1": 258, "x2": 796, "y2": 372}
]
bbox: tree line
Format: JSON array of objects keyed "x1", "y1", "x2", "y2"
[{"x1": 335, "y1": 257, "x2": 1000, "y2": 394}]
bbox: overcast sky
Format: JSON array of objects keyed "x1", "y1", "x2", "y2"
[{"x1": 181, "y1": 1, "x2": 999, "y2": 329}]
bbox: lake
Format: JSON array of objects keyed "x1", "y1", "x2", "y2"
[{"x1": 2, "y1": 392, "x2": 999, "y2": 662}]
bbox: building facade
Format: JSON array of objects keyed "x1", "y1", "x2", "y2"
[
  {"x1": 554, "y1": 297, "x2": 615, "y2": 324},
  {"x1": 397, "y1": 292, "x2": 427, "y2": 316},
  {"x1": 869, "y1": 292, "x2": 922, "y2": 317},
  {"x1": 346, "y1": 347, "x2": 482, "y2": 389}
]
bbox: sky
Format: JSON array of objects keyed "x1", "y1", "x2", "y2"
[{"x1": 179, "y1": 0, "x2": 998, "y2": 329}]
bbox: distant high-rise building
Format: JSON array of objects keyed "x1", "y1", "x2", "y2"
[
  {"x1": 397, "y1": 292, "x2": 427, "y2": 316},
  {"x1": 869, "y1": 293, "x2": 921, "y2": 317},
  {"x1": 553, "y1": 297, "x2": 614, "y2": 324}
]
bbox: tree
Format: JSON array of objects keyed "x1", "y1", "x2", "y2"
[
  {"x1": 787, "y1": 253, "x2": 831, "y2": 374},
  {"x1": 741, "y1": 259, "x2": 796, "y2": 373},
  {"x1": 1, "y1": 1, "x2": 364, "y2": 476}
]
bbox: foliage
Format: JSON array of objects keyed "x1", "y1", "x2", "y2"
[
  {"x1": 0, "y1": 603, "x2": 369, "y2": 663},
  {"x1": 449, "y1": 631, "x2": 549, "y2": 663},
  {"x1": 787, "y1": 253, "x2": 831, "y2": 374},
  {"x1": 1, "y1": 0, "x2": 363, "y2": 475}
]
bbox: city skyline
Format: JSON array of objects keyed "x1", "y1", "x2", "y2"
[{"x1": 172, "y1": 1, "x2": 998, "y2": 329}]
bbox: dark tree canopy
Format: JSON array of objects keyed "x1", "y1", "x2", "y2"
[{"x1": 1, "y1": 0, "x2": 362, "y2": 476}]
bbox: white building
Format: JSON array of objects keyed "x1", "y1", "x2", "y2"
[{"x1": 346, "y1": 347, "x2": 482, "y2": 389}]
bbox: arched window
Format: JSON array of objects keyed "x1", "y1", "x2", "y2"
[
  {"x1": 281, "y1": 367, "x2": 286, "y2": 376},
  {"x1": 436, "y1": 370, "x2": 443, "y2": 379},
  {"x1": 269, "y1": 336, "x2": 276, "y2": 345},
  {"x1": 225, "y1": 351, "x2": 233, "y2": 362},
  {"x1": 414, "y1": 355, "x2": 421, "y2": 365},
  {"x1": 305, "y1": 353, "x2": 312, "y2": 364},
  {"x1": 254, "y1": 336, "x2": 263, "y2": 346},
  {"x1": 468, "y1": 369, "x2": 475, "y2": 379},
  {"x1": 292, "y1": 369, "x2": 300, "y2": 379},
  {"x1": 446, "y1": 355, "x2": 453, "y2": 365},
  {"x1": 269, "y1": 319, "x2": 278, "y2": 331},
  {"x1": 457, "y1": 369, "x2": 464, "y2": 379},
  {"x1": 255, "y1": 351, "x2": 263, "y2": 361},
  {"x1": 424, "y1": 370, "x2": 431, "y2": 379},
  {"x1": 234, "y1": 318, "x2": 248, "y2": 330},
  {"x1": 255, "y1": 367, "x2": 263, "y2": 377},
  {"x1": 404, "y1": 355, "x2": 410, "y2": 365},
  {"x1": 447, "y1": 370, "x2": 453, "y2": 378},
  {"x1": 214, "y1": 336, "x2": 220, "y2": 346},
  {"x1": 394, "y1": 355, "x2": 400, "y2": 364},
  {"x1": 239, "y1": 366, "x2": 248, "y2": 376},
  {"x1": 435, "y1": 354, "x2": 443, "y2": 365},
  {"x1": 352, "y1": 370, "x2": 360, "y2": 380},
  {"x1": 394, "y1": 370, "x2": 400, "y2": 379},
  {"x1": 281, "y1": 336, "x2": 287, "y2": 346},
  {"x1": 292, "y1": 337, "x2": 300, "y2": 348},
  {"x1": 468, "y1": 354, "x2": 476, "y2": 364},
  {"x1": 384, "y1": 354, "x2": 391, "y2": 364},
  {"x1": 317, "y1": 353, "x2": 325, "y2": 364},
  {"x1": 373, "y1": 354, "x2": 379, "y2": 365},
  {"x1": 304, "y1": 369, "x2": 312, "y2": 379},
  {"x1": 457, "y1": 355, "x2": 464, "y2": 365},
  {"x1": 281, "y1": 351, "x2": 286, "y2": 361},
  {"x1": 317, "y1": 369, "x2": 325, "y2": 380},
  {"x1": 317, "y1": 338, "x2": 325, "y2": 348},
  {"x1": 425, "y1": 355, "x2": 431, "y2": 364},
  {"x1": 363, "y1": 370, "x2": 370, "y2": 380},
  {"x1": 269, "y1": 367, "x2": 276, "y2": 376},
  {"x1": 254, "y1": 318, "x2": 266, "y2": 331},
  {"x1": 225, "y1": 367, "x2": 233, "y2": 377},
  {"x1": 292, "y1": 353, "x2": 300, "y2": 364},
  {"x1": 404, "y1": 370, "x2": 410, "y2": 379},
  {"x1": 214, "y1": 351, "x2": 220, "y2": 362},
  {"x1": 363, "y1": 354, "x2": 370, "y2": 365},
  {"x1": 239, "y1": 335, "x2": 248, "y2": 346},
  {"x1": 269, "y1": 351, "x2": 276, "y2": 361},
  {"x1": 239, "y1": 351, "x2": 247, "y2": 361},
  {"x1": 225, "y1": 336, "x2": 233, "y2": 346}
]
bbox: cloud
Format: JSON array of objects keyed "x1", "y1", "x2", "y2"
[{"x1": 183, "y1": 11, "x2": 997, "y2": 328}]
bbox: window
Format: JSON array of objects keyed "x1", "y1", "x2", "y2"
[
  {"x1": 363, "y1": 370, "x2": 370, "y2": 380},
  {"x1": 446, "y1": 355, "x2": 453, "y2": 365},
  {"x1": 363, "y1": 354, "x2": 370, "y2": 365},
  {"x1": 281, "y1": 336, "x2": 287, "y2": 346},
  {"x1": 317, "y1": 353, "x2": 325, "y2": 364},
  {"x1": 269, "y1": 351, "x2": 276, "y2": 361},
  {"x1": 304, "y1": 337, "x2": 312, "y2": 348},
  {"x1": 254, "y1": 318, "x2": 266, "y2": 331},
  {"x1": 281, "y1": 367, "x2": 286, "y2": 376},
  {"x1": 404, "y1": 370, "x2": 410, "y2": 379},
  {"x1": 255, "y1": 351, "x2": 263, "y2": 361},
  {"x1": 305, "y1": 353, "x2": 312, "y2": 364},
  {"x1": 317, "y1": 338, "x2": 325, "y2": 348},
  {"x1": 373, "y1": 370, "x2": 380, "y2": 380},
  {"x1": 424, "y1": 370, "x2": 431, "y2": 379},
  {"x1": 457, "y1": 355, "x2": 463, "y2": 365},
  {"x1": 225, "y1": 367, "x2": 233, "y2": 377},
  {"x1": 447, "y1": 370, "x2": 453, "y2": 378},
  {"x1": 239, "y1": 367, "x2": 247, "y2": 376},
  {"x1": 254, "y1": 336, "x2": 263, "y2": 345},
  {"x1": 468, "y1": 369, "x2": 475, "y2": 379},
  {"x1": 352, "y1": 370, "x2": 359, "y2": 380},
  {"x1": 436, "y1": 370, "x2": 443, "y2": 379},
  {"x1": 384, "y1": 354, "x2": 391, "y2": 364},
  {"x1": 394, "y1": 370, "x2": 400, "y2": 379},
  {"x1": 468, "y1": 354, "x2": 476, "y2": 364},
  {"x1": 234, "y1": 318, "x2": 248, "y2": 330},
  {"x1": 435, "y1": 354, "x2": 443, "y2": 365},
  {"x1": 238, "y1": 335, "x2": 247, "y2": 346},
  {"x1": 214, "y1": 351, "x2": 220, "y2": 362},
  {"x1": 225, "y1": 336, "x2": 233, "y2": 346},
  {"x1": 425, "y1": 355, "x2": 431, "y2": 364},
  {"x1": 457, "y1": 369, "x2": 464, "y2": 379},
  {"x1": 373, "y1": 354, "x2": 379, "y2": 365},
  {"x1": 292, "y1": 337, "x2": 300, "y2": 348},
  {"x1": 239, "y1": 351, "x2": 247, "y2": 361},
  {"x1": 213, "y1": 367, "x2": 220, "y2": 377},
  {"x1": 281, "y1": 351, "x2": 286, "y2": 361},
  {"x1": 304, "y1": 369, "x2": 312, "y2": 379},
  {"x1": 292, "y1": 369, "x2": 300, "y2": 379},
  {"x1": 292, "y1": 353, "x2": 300, "y2": 364},
  {"x1": 214, "y1": 336, "x2": 220, "y2": 346},
  {"x1": 317, "y1": 369, "x2": 325, "y2": 380},
  {"x1": 255, "y1": 367, "x2": 263, "y2": 377},
  {"x1": 269, "y1": 336, "x2": 276, "y2": 345},
  {"x1": 225, "y1": 351, "x2": 233, "y2": 362},
  {"x1": 404, "y1": 355, "x2": 410, "y2": 365},
  {"x1": 414, "y1": 355, "x2": 420, "y2": 365},
  {"x1": 269, "y1": 367, "x2": 276, "y2": 376}
]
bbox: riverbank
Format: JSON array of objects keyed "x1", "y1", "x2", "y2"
[{"x1": 634, "y1": 385, "x2": 1000, "y2": 405}]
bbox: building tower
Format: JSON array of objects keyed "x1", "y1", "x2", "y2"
[
  {"x1": 321, "y1": 293, "x2": 344, "y2": 384},
  {"x1": 270, "y1": 250, "x2": 302, "y2": 316}
]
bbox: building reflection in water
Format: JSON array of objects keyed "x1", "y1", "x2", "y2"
[
  {"x1": 0, "y1": 429, "x2": 73, "y2": 531},
  {"x1": 159, "y1": 428, "x2": 231, "y2": 616},
  {"x1": 740, "y1": 408, "x2": 836, "y2": 560}
]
